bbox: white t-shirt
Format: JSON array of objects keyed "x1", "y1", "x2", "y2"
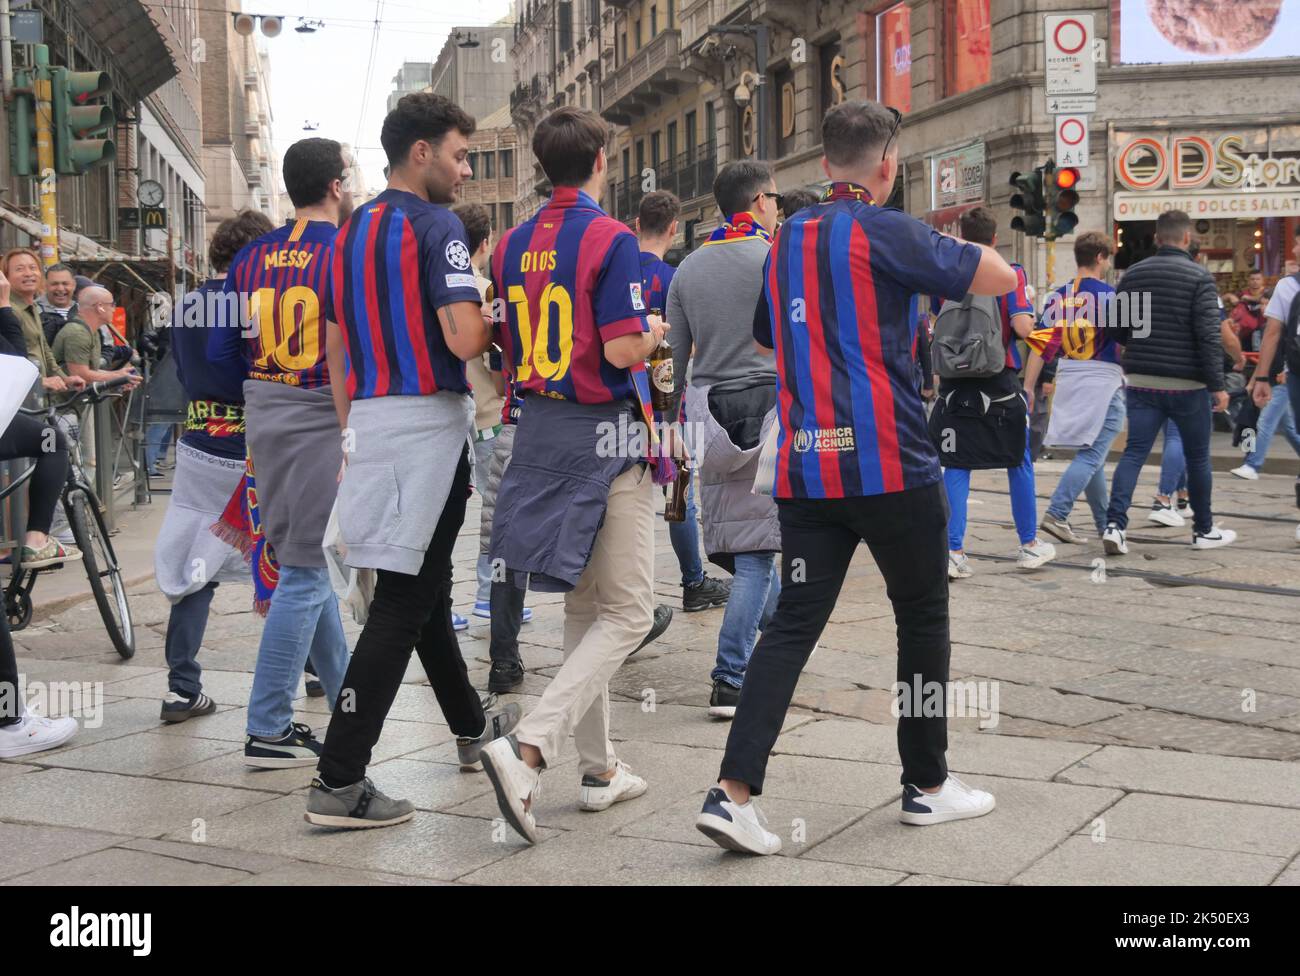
[{"x1": 1265, "y1": 275, "x2": 1300, "y2": 328}]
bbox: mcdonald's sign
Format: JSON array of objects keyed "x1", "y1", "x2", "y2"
[{"x1": 141, "y1": 206, "x2": 167, "y2": 228}]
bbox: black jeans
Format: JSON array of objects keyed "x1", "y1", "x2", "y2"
[
  {"x1": 317, "y1": 448, "x2": 484, "y2": 786},
  {"x1": 719, "y1": 481, "x2": 952, "y2": 793},
  {"x1": 489, "y1": 579, "x2": 524, "y2": 665},
  {"x1": 0, "y1": 413, "x2": 68, "y2": 535}
]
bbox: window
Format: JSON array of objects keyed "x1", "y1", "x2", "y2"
[
  {"x1": 620, "y1": 32, "x2": 627, "y2": 64},
  {"x1": 667, "y1": 0, "x2": 674, "y2": 30},
  {"x1": 500, "y1": 148, "x2": 514, "y2": 178},
  {"x1": 558, "y1": 1, "x2": 573, "y2": 52},
  {"x1": 482, "y1": 151, "x2": 495, "y2": 179},
  {"x1": 945, "y1": 0, "x2": 990, "y2": 97},
  {"x1": 634, "y1": 21, "x2": 642, "y2": 51},
  {"x1": 667, "y1": 121, "x2": 678, "y2": 167},
  {"x1": 622, "y1": 148, "x2": 631, "y2": 184},
  {"x1": 635, "y1": 139, "x2": 645, "y2": 177},
  {"x1": 651, "y1": 131, "x2": 661, "y2": 169},
  {"x1": 704, "y1": 101, "x2": 716, "y2": 151},
  {"x1": 501, "y1": 202, "x2": 514, "y2": 228},
  {"x1": 467, "y1": 152, "x2": 479, "y2": 179},
  {"x1": 651, "y1": 5, "x2": 657, "y2": 36},
  {"x1": 875, "y1": 5, "x2": 911, "y2": 112}
]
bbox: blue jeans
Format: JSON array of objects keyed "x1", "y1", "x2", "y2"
[
  {"x1": 943, "y1": 433, "x2": 1038, "y2": 550},
  {"x1": 1107, "y1": 388, "x2": 1213, "y2": 534},
  {"x1": 246, "y1": 564, "x2": 350, "y2": 738},
  {"x1": 668, "y1": 468, "x2": 703, "y2": 587},
  {"x1": 712, "y1": 551, "x2": 780, "y2": 687},
  {"x1": 1244, "y1": 378, "x2": 1300, "y2": 469},
  {"x1": 146, "y1": 422, "x2": 173, "y2": 471},
  {"x1": 1046, "y1": 388, "x2": 1126, "y2": 535},
  {"x1": 164, "y1": 582, "x2": 217, "y2": 697},
  {"x1": 1157, "y1": 420, "x2": 1188, "y2": 496}
]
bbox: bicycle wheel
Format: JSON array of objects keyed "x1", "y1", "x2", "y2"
[{"x1": 67, "y1": 488, "x2": 135, "y2": 658}]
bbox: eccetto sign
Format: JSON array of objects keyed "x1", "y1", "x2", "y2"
[{"x1": 1113, "y1": 130, "x2": 1300, "y2": 220}]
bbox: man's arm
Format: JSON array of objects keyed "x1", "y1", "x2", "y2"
[
  {"x1": 1251, "y1": 315, "x2": 1283, "y2": 406},
  {"x1": 1023, "y1": 350, "x2": 1045, "y2": 407},
  {"x1": 665, "y1": 273, "x2": 692, "y2": 395},
  {"x1": 1010, "y1": 312, "x2": 1034, "y2": 341},
  {"x1": 325, "y1": 320, "x2": 350, "y2": 430},
  {"x1": 966, "y1": 244, "x2": 1018, "y2": 296},
  {"x1": 1221, "y1": 319, "x2": 1244, "y2": 370},
  {"x1": 605, "y1": 315, "x2": 668, "y2": 369},
  {"x1": 437, "y1": 301, "x2": 493, "y2": 360},
  {"x1": 66, "y1": 360, "x2": 138, "y2": 387}
]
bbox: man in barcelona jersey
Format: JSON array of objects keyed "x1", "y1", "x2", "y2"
[{"x1": 478, "y1": 107, "x2": 673, "y2": 843}]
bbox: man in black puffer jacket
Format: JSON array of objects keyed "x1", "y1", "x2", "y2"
[{"x1": 1102, "y1": 209, "x2": 1235, "y2": 554}]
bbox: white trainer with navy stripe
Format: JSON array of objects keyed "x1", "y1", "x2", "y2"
[{"x1": 899, "y1": 775, "x2": 996, "y2": 826}]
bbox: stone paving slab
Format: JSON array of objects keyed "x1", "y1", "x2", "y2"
[
  {"x1": 232, "y1": 863, "x2": 446, "y2": 885},
  {"x1": 0, "y1": 767, "x2": 278, "y2": 836},
  {"x1": 774, "y1": 719, "x2": 1101, "y2": 781},
  {"x1": 0, "y1": 763, "x2": 39, "y2": 782},
  {"x1": 100, "y1": 668, "x2": 258, "y2": 707},
  {"x1": 1056, "y1": 745, "x2": 1300, "y2": 808},
  {"x1": 1274, "y1": 859, "x2": 1300, "y2": 886},
  {"x1": 606, "y1": 701, "x2": 813, "y2": 750},
  {"x1": 968, "y1": 678, "x2": 1134, "y2": 727},
  {"x1": 948, "y1": 644, "x2": 1112, "y2": 687},
  {"x1": 1084, "y1": 793, "x2": 1300, "y2": 858},
  {"x1": 0, "y1": 822, "x2": 125, "y2": 880},
  {"x1": 803, "y1": 776, "x2": 1122, "y2": 883},
  {"x1": 1210, "y1": 666, "x2": 1300, "y2": 699},
  {"x1": 456, "y1": 830, "x2": 906, "y2": 886},
  {"x1": 33, "y1": 730, "x2": 240, "y2": 777},
  {"x1": 1057, "y1": 671, "x2": 1300, "y2": 727},
  {"x1": 3, "y1": 846, "x2": 254, "y2": 886},
  {"x1": 1080, "y1": 710, "x2": 1300, "y2": 761},
  {"x1": 162, "y1": 795, "x2": 547, "y2": 882},
  {"x1": 1012, "y1": 835, "x2": 1286, "y2": 886},
  {"x1": 897, "y1": 874, "x2": 996, "y2": 885}
]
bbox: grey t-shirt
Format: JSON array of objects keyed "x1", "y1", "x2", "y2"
[{"x1": 666, "y1": 235, "x2": 777, "y2": 392}]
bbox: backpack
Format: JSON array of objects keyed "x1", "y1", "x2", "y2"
[
  {"x1": 931, "y1": 292, "x2": 1005, "y2": 379},
  {"x1": 1283, "y1": 273, "x2": 1300, "y2": 377}
]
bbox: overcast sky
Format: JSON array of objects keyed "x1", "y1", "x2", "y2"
[{"x1": 257, "y1": 0, "x2": 512, "y2": 193}]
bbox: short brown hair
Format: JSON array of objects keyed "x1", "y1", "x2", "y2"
[
  {"x1": 1074, "y1": 231, "x2": 1113, "y2": 269},
  {"x1": 1155, "y1": 209, "x2": 1192, "y2": 245},
  {"x1": 381, "y1": 92, "x2": 476, "y2": 168},
  {"x1": 822, "y1": 100, "x2": 896, "y2": 168},
  {"x1": 637, "y1": 190, "x2": 680, "y2": 237},
  {"x1": 209, "y1": 210, "x2": 274, "y2": 273},
  {"x1": 451, "y1": 202, "x2": 492, "y2": 256},
  {"x1": 533, "y1": 107, "x2": 608, "y2": 188},
  {"x1": 959, "y1": 206, "x2": 998, "y2": 246}
]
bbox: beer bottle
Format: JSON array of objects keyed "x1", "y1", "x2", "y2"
[
  {"x1": 647, "y1": 337, "x2": 675, "y2": 414},
  {"x1": 664, "y1": 458, "x2": 689, "y2": 523}
]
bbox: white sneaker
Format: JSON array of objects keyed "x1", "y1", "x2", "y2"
[
  {"x1": 947, "y1": 551, "x2": 972, "y2": 580},
  {"x1": 1016, "y1": 539, "x2": 1056, "y2": 570},
  {"x1": 1294, "y1": 524, "x2": 1300, "y2": 545},
  {"x1": 900, "y1": 775, "x2": 996, "y2": 826},
  {"x1": 1192, "y1": 526, "x2": 1237, "y2": 550},
  {"x1": 695, "y1": 786, "x2": 782, "y2": 855},
  {"x1": 479, "y1": 735, "x2": 542, "y2": 843},
  {"x1": 1230, "y1": 464, "x2": 1260, "y2": 481},
  {"x1": 0, "y1": 711, "x2": 78, "y2": 758},
  {"x1": 1147, "y1": 500, "x2": 1185, "y2": 527},
  {"x1": 578, "y1": 760, "x2": 647, "y2": 812},
  {"x1": 1102, "y1": 523, "x2": 1128, "y2": 555}
]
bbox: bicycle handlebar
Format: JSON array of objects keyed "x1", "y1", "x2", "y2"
[{"x1": 15, "y1": 372, "x2": 136, "y2": 418}]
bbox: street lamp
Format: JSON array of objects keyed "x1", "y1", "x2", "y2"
[
  {"x1": 455, "y1": 31, "x2": 481, "y2": 49},
  {"x1": 706, "y1": 23, "x2": 770, "y2": 160}
]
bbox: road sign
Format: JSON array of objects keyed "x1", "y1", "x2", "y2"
[
  {"x1": 1045, "y1": 94, "x2": 1096, "y2": 115},
  {"x1": 1045, "y1": 14, "x2": 1096, "y2": 96},
  {"x1": 118, "y1": 207, "x2": 141, "y2": 230},
  {"x1": 1055, "y1": 115, "x2": 1090, "y2": 168},
  {"x1": 12, "y1": 9, "x2": 43, "y2": 43}
]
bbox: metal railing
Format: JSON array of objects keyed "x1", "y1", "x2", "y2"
[
  {"x1": 607, "y1": 142, "x2": 717, "y2": 223},
  {"x1": 601, "y1": 29, "x2": 682, "y2": 111}
]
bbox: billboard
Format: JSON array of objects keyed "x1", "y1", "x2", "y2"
[{"x1": 1118, "y1": 0, "x2": 1299, "y2": 64}]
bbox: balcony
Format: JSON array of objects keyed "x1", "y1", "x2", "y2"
[
  {"x1": 509, "y1": 75, "x2": 546, "y2": 121},
  {"x1": 244, "y1": 118, "x2": 259, "y2": 135},
  {"x1": 606, "y1": 142, "x2": 717, "y2": 224},
  {"x1": 600, "y1": 30, "x2": 692, "y2": 126},
  {"x1": 603, "y1": 0, "x2": 635, "y2": 8},
  {"x1": 244, "y1": 68, "x2": 258, "y2": 88}
]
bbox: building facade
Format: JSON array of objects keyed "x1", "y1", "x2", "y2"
[
  {"x1": 460, "y1": 105, "x2": 519, "y2": 233},
  {"x1": 198, "y1": 0, "x2": 279, "y2": 251},
  {"x1": 511, "y1": 0, "x2": 1300, "y2": 293},
  {"x1": 388, "y1": 61, "x2": 433, "y2": 112},
  {"x1": 430, "y1": 23, "x2": 516, "y2": 123}
]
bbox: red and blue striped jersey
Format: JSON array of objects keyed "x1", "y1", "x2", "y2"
[
  {"x1": 639, "y1": 251, "x2": 675, "y2": 315},
  {"x1": 755, "y1": 182, "x2": 981, "y2": 499},
  {"x1": 225, "y1": 218, "x2": 336, "y2": 389},
  {"x1": 490, "y1": 187, "x2": 648, "y2": 405},
  {"x1": 1027, "y1": 276, "x2": 1123, "y2": 365},
  {"x1": 330, "y1": 189, "x2": 481, "y2": 400}
]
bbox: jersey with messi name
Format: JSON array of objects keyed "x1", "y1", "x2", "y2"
[
  {"x1": 226, "y1": 218, "x2": 336, "y2": 389},
  {"x1": 490, "y1": 187, "x2": 648, "y2": 405}
]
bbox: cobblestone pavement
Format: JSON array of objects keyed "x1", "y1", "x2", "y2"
[{"x1": 4, "y1": 461, "x2": 1299, "y2": 886}]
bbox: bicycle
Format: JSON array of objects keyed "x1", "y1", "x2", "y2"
[{"x1": 3, "y1": 376, "x2": 136, "y2": 658}]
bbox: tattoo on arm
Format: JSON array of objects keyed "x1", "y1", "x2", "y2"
[{"x1": 439, "y1": 306, "x2": 458, "y2": 336}]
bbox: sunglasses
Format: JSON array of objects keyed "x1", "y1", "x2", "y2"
[
  {"x1": 883, "y1": 106, "x2": 902, "y2": 161},
  {"x1": 755, "y1": 190, "x2": 785, "y2": 209}
]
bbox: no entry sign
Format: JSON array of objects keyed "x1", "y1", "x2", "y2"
[
  {"x1": 1045, "y1": 14, "x2": 1097, "y2": 97},
  {"x1": 1056, "y1": 115, "x2": 1091, "y2": 168}
]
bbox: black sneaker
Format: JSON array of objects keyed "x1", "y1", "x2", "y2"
[
  {"x1": 244, "y1": 722, "x2": 323, "y2": 768},
  {"x1": 683, "y1": 574, "x2": 730, "y2": 612},
  {"x1": 708, "y1": 680, "x2": 741, "y2": 720},
  {"x1": 632, "y1": 604, "x2": 673, "y2": 655},
  {"x1": 160, "y1": 691, "x2": 216, "y2": 724},
  {"x1": 304, "y1": 678, "x2": 325, "y2": 698},
  {"x1": 487, "y1": 660, "x2": 525, "y2": 693}
]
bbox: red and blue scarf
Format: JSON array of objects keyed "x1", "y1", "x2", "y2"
[
  {"x1": 703, "y1": 211, "x2": 773, "y2": 246},
  {"x1": 822, "y1": 181, "x2": 876, "y2": 205},
  {"x1": 211, "y1": 455, "x2": 279, "y2": 615}
]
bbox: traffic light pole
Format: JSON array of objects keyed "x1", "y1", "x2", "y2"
[{"x1": 32, "y1": 45, "x2": 59, "y2": 267}]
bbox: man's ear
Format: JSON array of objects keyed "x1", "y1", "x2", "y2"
[
  {"x1": 634, "y1": 217, "x2": 642, "y2": 234},
  {"x1": 669, "y1": 217, "x2": 679, "y2": 238}
]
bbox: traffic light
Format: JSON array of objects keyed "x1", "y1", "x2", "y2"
[
  {"x1": 1009, "y1": 165, "x2": 1047, "y2": 238},
  {"x1": 1050, "y1": 165, "x2": 1081, "y2": 238},
  {"x1": 51, "y1": 66, "x2": 115, "y2": 175},
  {"x1": 7, "y1": 69, "x2": 37, "y2": 176}
]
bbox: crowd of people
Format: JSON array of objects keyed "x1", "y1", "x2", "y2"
[{"x1": 3, "y1": 93, "x2": 1299, "y2": 857}]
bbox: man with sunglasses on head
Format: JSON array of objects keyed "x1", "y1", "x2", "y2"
[
  {"x1": 665, "y1": 160, "x2": 782, "y2": 719},
  {"x1": 695, "y1": 101, "x2": 1017, "y2": 855}
]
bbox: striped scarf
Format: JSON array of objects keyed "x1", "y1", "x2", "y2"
[
  {"x1": 211, "y1": 454, "x2": 280, "y2": 615},
  {"x1": 704, "y1": 211, "x2": 772, "y2": 246},
  {"x1": 822, "y1": 181, "x2": 876, "y2": 205}
]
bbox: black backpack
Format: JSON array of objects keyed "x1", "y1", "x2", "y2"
[{"x1": 1284, "y1": 273, "x2": 1300, "y2": 376}]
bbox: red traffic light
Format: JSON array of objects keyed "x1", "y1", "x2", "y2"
[{"x1": 1054, "y1": 167, "x2": 1080, "y2": 190}]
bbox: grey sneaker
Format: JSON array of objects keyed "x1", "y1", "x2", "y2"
[
  {"x1": 456, "y1": 693, "x2": 522, "y2": 771},
  {"x1": 304, "y1": 776, "x2": 415, "y2": 829},
  {"x1": 1039, "y1": 515, "x2": 1082, "y2": 545}
]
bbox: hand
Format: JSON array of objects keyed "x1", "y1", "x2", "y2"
[
  {"x1": 1252, "y1": 380, "x2": 1273, "y2": 408},
  {"x1": 1211, "y1": 391, "x2": 1230, "y2": 413},
  {"x1": 337, "y1": 457, "x2": 347, "y2": 484},
  {"x1": 646, "y1": 314, "x2": 670, "y2": 346},
  {"x1": 1232, "y1": 359, "x2": 1245, "y2": 372},
  {"x1": 0, "y1": 267, "x2": 9, "y2": 306},
  {"x1": 64, "y1": 375, "x2": 86, "y2": 392},
  {"x1": 1041, "y1": 383, "x2": 1054, "y2": 397},
  {"x1": 42, "y1": 376, "x2": 68, "y2": 393},
  {"x1": 1023, "y1": 387, "x2": 1034, "y2": 411}
]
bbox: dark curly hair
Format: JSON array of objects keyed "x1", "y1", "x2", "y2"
[
  {"x1": 381, "y1": 92, "x2": 476, "y2": 168},
  {"x1": 209, "y1": 209, "x2": 274, "y2": 273},
  {"x1": 451, "y1": 202, "x2": 492, "y2": 256}
]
